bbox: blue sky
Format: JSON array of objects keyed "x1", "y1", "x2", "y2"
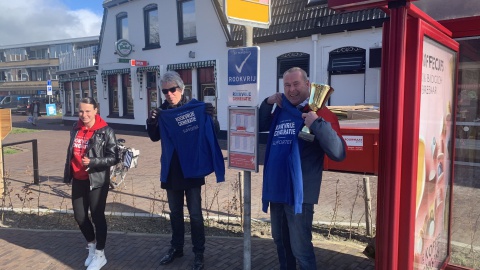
[
  {"x1": 0, "y1": 0, "x2": 103, "y2": 46},
  {"x1": 62, "y1": 0, "x2": 104, "y2": 15}
]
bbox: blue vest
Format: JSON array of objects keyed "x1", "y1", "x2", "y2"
[
  {"x1": 158, "y1": 99, "x2": 225, "y2": 183},
  {"x1": 262, "y1": 95, "x2": 304, "y2": 214}
]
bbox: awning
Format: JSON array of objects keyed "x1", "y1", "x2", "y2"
[
  {"x1": 167, "y1": 60, "x2": 216, "y2": 70},
  {"x1": 59, "y1": 75, "x2": 96, "y2": 82},
  {"x1": 137, "y1": 65, "x2": 160, "y2": 72},
  {"x1": 101, "y1": 68, "x2": 130, "y2": 75}
]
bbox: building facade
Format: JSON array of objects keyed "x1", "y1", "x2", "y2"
[
  {"x1": 92, "y1": 0, "x2": 387, "y2": 133},
  {"x1": 0, "y1": 36, "x2": 99, "y2": 107}
]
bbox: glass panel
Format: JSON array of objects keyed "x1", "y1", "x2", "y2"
[
  {"x1": 146, "y1": 7, "x2": 159, "y2": 46},
  {"x1": 450, "y1": 37, "x2": 480, "y2": 269},
  {"x1": 414, "y1": 37, "x2": 456, "y2": 269},
  {"x1": 122, "y1": 73, "x2": 133, "y2": 115},
  {"x1": 64, "y1": 82, "x2": 72, "y2": 114},
  {"x1": 109, "y1": 75, "x2": 119, "y2": 114},
  {"x1": 414, "y1": 1, "x2": 480, "y2": 21},
  {"x1": 117, "y1": 14, "x2": 129, "y2": 40},
  {"x1": 181, "y1": 0, "x2": 196, "y2": 40},
  {"x1": 73, "y1": 81, "x2": 81, "y2": 113}
]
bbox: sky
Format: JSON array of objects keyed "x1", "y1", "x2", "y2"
[{"x1": 0, "y1": 0, "x2": 103, "y2": 46}]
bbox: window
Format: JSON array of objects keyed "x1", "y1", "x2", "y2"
[
  {"x1": 122, "y1": 73, "x2": 134, "y2": 117},
  {"x1": 64, "y1": 82, "x2": 72, "y2": 114},
  {"x1": 306, "y1": 0, "x2": 328, "y2": 7},
  {"x1": 116, "y1": 12, "x2": 129, "y2": 40},
  {"x1": 72, "y1": 81, "x2": 81, "y2": 113},
  {"x1": 144, "y1": 4, "x2": 160, "y2": 49},
  {"x1": 108, "y1": 75, "x2": 119, "y2": 115},
  {"x1": 177, "y1": 0, "x2": 197, "y2": 44}
]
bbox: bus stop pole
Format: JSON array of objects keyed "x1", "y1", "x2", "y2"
[{"x1": 242, "y1": 25, "x2": 254, "y2": 270}]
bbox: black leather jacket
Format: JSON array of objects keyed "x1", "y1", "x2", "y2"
[{"x1": 64, "y1": 124, "x2": 117, "y2": 189}]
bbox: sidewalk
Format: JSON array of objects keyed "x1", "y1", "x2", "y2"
[
  {"x1": 0, "y1": 228, "x2": 373, "y2": 270},
  {"x1": 0, "y1": 115, "x2": 376, "y2": 269}
]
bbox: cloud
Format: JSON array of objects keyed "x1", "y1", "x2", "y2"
[{"x1": 0, "y1": 0, "x2": 102, "y2": 46}]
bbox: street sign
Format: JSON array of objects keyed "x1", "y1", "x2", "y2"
[
  {"x1": 46, "y1": 80, "x2": 52, "y2": 96},
  {"x1": 225, "y1": 0, "x2": 270, "y2": 29},
  {"x1": 130, "y1": 59, "x2": 148, "y2": 67},
  {"x1": 227, "y1": 46, "x2": 260, "y2": 106},
  {"x1": 46, "y1": 104, "x2": 57, "y2": 116}
]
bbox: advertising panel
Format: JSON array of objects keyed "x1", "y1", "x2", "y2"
[
  {"x1": 228, "y1": 107, "x2": 258, "y2": 172},
  {"x1": 227, "y1": 47, "x2": 259, "y2": 106},
  {"x1": 414, "y1": 36, "x2": 456, "y2": 270}
]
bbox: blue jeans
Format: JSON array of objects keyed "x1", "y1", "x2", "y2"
[
  {"x1": 167, "y1": 187, "x2": 205, "y2": 254},
  {"x1": 270, "y1": 203, "x2": 316, "y2": 270}
]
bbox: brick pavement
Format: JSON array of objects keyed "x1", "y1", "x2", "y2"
[
  {"x1": 0, "y1": 228, "x2": 373, "y2": 270},
  {"x1": 0, "y1": 115, "x2": 376, "y2": 269}
]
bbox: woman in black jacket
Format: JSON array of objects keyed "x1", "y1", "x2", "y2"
[{"x1": 63, "y1": 97, "x2": 117, "y2": 270}]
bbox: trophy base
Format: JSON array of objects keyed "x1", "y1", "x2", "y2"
[{"x1": 298, "y1": 132, "x2": 315, "y2": 142}]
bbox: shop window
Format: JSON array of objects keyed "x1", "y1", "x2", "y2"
[
  {"x1": 122, "y1": 73, "x2": 134, "y2": 117},
  {"x1": 144, "y1": 4, "x2": 160, "y2": 49},
  {"x1": 64, "y1": 81, "x2": 72, "y2": 114},
  {"x1": 108, "y1": 75, "x2": 119, "y2": 115},
  {"x1": 177, "y1": 0, "x2": 197, "y2": 44},
  {"x1": 73, "y1": 81, "x2": 81, "y2": 113}
]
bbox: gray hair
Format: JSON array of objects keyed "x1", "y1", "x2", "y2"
[
  {"x1": 283, "y1": 67, "x2": 308, "y2": 82},
  {"x1": 160, "y1": 70, "x2": 185, "y2": 93}
]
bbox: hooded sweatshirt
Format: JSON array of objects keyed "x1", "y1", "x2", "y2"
[{"x1": 71, "y1": 114, "x2": 108, "y2": 180}]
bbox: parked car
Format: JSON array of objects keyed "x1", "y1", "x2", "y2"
[{"x1": 0, "y1": 95, "x2": 47, "y2": 115}]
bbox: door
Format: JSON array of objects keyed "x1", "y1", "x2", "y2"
[
  {"x1": 198, "y1": 67, "x2": 216, "y2": 115},
  {"x1": 330, "y1": 73, "x2": 365, "y2": 105}
]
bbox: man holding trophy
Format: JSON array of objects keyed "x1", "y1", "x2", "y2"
[{"x1": 259, "y1": 67, "x2": 346, "y2": 269}]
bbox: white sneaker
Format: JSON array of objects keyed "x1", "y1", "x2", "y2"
[
  {"x1": 86, "y1": 249, "x2": 107, "y2": 270},
  {"x1": 85, "y1": 243, "x2": 96, "y2": 267}
]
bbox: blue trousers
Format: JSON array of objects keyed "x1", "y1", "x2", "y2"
[
  {"x1": 166, "y1": 187, "x2": 205, "y2": 254},
  {"x1": 270, "y1": 202, "x2": 316, "y2": 270}
]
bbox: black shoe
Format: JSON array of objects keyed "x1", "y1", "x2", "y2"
[
  {"x1": 159, "y1": 248, "x2": 183, "y2": 265},
  {"x1": 192, "y1": 253, "x2": 204, "y2": 270}
]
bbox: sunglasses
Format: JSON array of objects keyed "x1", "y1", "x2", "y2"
[{"x1": 161, "y1": 86, "x2": 179, "y2": 95}]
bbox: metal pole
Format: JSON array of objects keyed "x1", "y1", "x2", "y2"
[
  {"x1": 32, "y1": 139, "x2": 39, "y2": 184},
  {"x1": 243, "y1": 170, "x2": 251, "y2": 270},
  {"x1": 243, "y1": 25, "x2": 254, "y2": 270}
]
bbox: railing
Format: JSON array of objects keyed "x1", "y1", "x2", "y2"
[
  {"x1": 58, "y1": 46, "x2": 97, "y2": 71},
  {"x1": 2, "y1": 139, "x2": 39, "y2": 184}
]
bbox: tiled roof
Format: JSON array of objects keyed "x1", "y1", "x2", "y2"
[{"x1": 222, "y1": 0, "x2": 388, "y2": 46}]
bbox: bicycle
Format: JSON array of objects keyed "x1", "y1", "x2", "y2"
[{"x1": 109, "y1": 138, "x2": 140, "y2": 189}]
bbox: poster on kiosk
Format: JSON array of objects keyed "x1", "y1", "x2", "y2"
[{"x1": 409, "y1": 20, "x2": 459, "y2": 270}]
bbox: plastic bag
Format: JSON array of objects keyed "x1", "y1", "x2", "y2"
[{"x1": 26, "y1": 116, "x2": 33, "y2": 123}]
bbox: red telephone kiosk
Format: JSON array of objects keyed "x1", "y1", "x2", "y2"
[{"x1": 329, "y1": 1, "x2": 480, "y2": 269}]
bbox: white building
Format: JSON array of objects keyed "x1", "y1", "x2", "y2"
[{"x1": 84, "y1": 0, "x2": 387, "y2": 134}]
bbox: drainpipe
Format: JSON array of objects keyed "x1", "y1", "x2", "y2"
[{"x1": 311, "y1": 34, "x2": 319, "y2": 82}]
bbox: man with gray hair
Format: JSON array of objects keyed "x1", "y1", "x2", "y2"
[{"x1": 146, "y1": 71, "x2": 221, "y2": 270}]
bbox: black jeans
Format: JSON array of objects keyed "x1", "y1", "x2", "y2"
[
  {"x1": 72, "y1": 179, "x2": 109, "y2": 250},
  {"x1": 167, "y1": 187, "x2": 205, "y2": 254}
]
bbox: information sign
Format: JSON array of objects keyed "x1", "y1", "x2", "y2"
[{"x1": 228, "y1": 107, "x2": 258, "y2": 172}]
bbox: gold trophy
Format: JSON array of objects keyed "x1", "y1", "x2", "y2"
[{"x1": 298, "y1": 83, "x2": 334, "y2": 142}]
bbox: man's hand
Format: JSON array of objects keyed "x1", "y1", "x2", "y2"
[
  {"x1": 147, "y1": 108, "x2": 161, "y2": 124},
  {"x1": 205, "y1": 103, "x2": 215, "y2": 117},
  {"x1": 302, "y1": 111, "x2": 319, "y2": 128},
  {"x1": 266, "y1": 93, "x2": 282, "y2": 108}
]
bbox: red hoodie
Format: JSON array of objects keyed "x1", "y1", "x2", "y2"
[{"x1": 71, "y1": 114, "x2": 108, "y2": 180}]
